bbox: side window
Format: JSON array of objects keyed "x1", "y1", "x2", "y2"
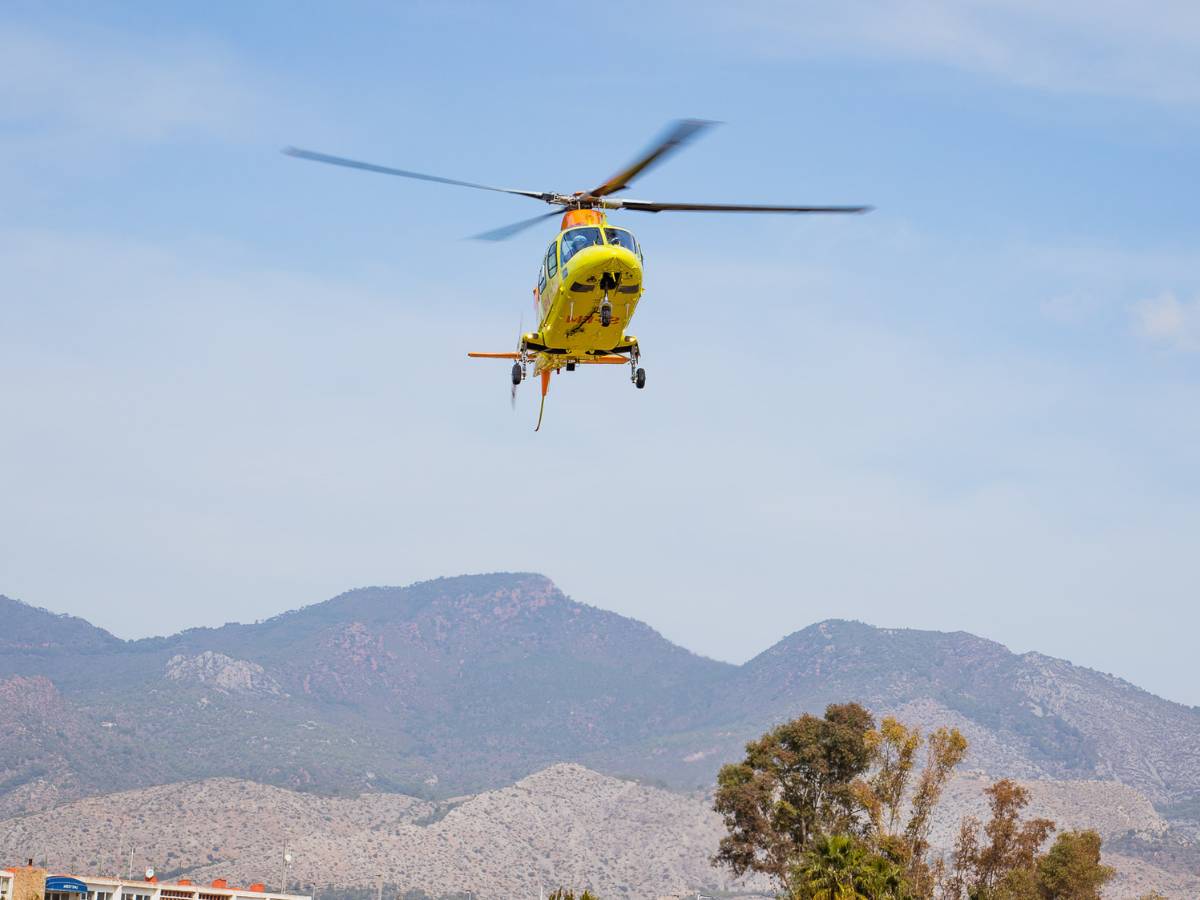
[
  {"x1": 538, "y1": 264, "x2": 547, "y2": 294},
  {"x1": 546, "y1": 242, "x2": 558, "y2": 278}
]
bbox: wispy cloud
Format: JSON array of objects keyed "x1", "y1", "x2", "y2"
[
  {"x1": 707, "y1": 0, "x2": 1200, "y2": 103},
  {"x1": 1133, "y1": 292, "x2": 1200, "y2": 352}
]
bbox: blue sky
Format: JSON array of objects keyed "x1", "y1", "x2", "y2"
[{"x1": 2, "y1": 2, "x2": 1199, "y2": 704}]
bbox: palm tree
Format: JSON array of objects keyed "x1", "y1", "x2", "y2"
[
  {"x1": 793, "y1": 835, "x2": 912, "y2": 899},
  {"x1": 794, "y1": 835, "x2": 868, "y2": 900},
  {"x1": 853, "y1": 855, "x2": 908, "y2": 899}
]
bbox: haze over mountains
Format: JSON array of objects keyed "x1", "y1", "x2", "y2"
[
  {"x1": 2, "y1": 573, "x2": 1198, "y2": 894},
  {"x1": 3, "y1": 573, "x2": 1198, "y2": 810}
]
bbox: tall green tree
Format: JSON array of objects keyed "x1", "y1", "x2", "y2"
[
  {"x1": 713, "y1": 703, "x2": 876, "y2": 886},
  {"x1": 714, "y1": 703, "x2": 969, "y2": 898},
  {"x1": 1034, "y1": 830, "x2": 1114, "y2": 900}
]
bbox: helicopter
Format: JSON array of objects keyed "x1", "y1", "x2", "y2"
[{"x1": 284, "y1": 119, "x2": 870, "y2": 429}]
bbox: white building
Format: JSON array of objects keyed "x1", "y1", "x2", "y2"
[{"x1": 0, "y1": 868, "x2": 310, "y2": 900}]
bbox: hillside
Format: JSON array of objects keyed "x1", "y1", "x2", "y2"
[
  {"x1": 0, "y1": 574, "x2": 732, "y2": 812},
  {"x1": 582, "y1": 620, "x2": 1200, "y2": 810},
  {"x1": 0, "y1": 766, "x2": 748, "y2": 899},
  {"x1": 0, "y1": 766, "x2": 1191, "y2": 899},
  {"x1": 0, "y1": 594, "x2": 121, "y2": 653},
  {"x1": 2, "y1": 573, "x2": 1199, "y2": 826}
]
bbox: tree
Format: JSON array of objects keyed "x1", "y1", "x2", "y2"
[
  {"x1": 972, "y1": 779, "x2": 1055, "y2": 895},
  {"x1": 855, "y1": 853, "x2": 911, "y2": 899},
  {"x1": 1034, "y1": 830, "x2": 1114, "y2": 900},
  {"x1": 713, "y1": 703, "x2": 876, "y2": 887},
  {"x1": 904, "y1": 727, "x2": 970, "y2": 863},
  {"x1": 793, "y1": 834, "x2": 869, "y2": 900},
  {"x1": 944, "y1": 779, "x2": 1065, "y2": 900},
  {"x1": 714, "y1": 704, "x2": 971, "y2": 898},
  {"x1": 546, "y1": 890, "x2": 599, "y2": 900},
  {"x1": 853, "y1": 717, "x2": 968, "y2": 895},
  {"x1": 791, "y1": 834, "x2": 912, "y2": 900},
  {"x1": 945, "y1": 815, "x2": 980, "y2": 900},
  {"x1": 988, "y1": 866, "x2": 1039, "y2": 900},
  {"x1": 858, "y1": 717, "x2": 922, "y2": 837}
]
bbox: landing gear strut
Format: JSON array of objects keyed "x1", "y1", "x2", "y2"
[{"x1": 629, "y1": 347, "x2": 645, "y2": 389}]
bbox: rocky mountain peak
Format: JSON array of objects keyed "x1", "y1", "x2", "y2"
[{"x1": 165, "y1": 651, "x2": 283, "y2": 696}]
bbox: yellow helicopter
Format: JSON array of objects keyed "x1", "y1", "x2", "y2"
[{"x1": 284, "y1": 120, "x2": 870, "y2": 429}]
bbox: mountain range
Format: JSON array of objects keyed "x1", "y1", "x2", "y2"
[{"x1": 2, "y1": 572, "x2": 1198, "y2": 891}]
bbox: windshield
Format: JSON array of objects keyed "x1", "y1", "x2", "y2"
[
  {"x1": 560, "y1": 227, "x2": 604, "y2": 264},
  {"x1": 604, "y1": 228, "x2": 638, "y2": 254}
]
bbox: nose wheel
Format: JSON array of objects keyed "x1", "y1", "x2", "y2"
[
  {"x1": 511, "y1": 362, "x2": 523, "y2": 385},
  {"x1": 635, "y1": 367, "x2": 646, "y2": 389}
]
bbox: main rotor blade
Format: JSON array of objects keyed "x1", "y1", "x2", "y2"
[
  {"x1": 283, "y1": 147, "x2": 552, "y2": 201},
  {"x1": 589, "y1": 119, "x2": 717, "y2": 198},
  {"x1": 602, "y1": 198, "x2": 873, "y2": 214},
  {"x1": 470, "y1": 209, "x2": 563, "y2": 241}
]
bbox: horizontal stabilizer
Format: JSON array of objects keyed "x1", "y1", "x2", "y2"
[{"x1": 467, "y1": 352, "x2": 521, "y2": 359}]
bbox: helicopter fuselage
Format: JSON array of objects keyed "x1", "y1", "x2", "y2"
[{"x1": 525, "y1": 210, "x2": 643, "y2": 371}]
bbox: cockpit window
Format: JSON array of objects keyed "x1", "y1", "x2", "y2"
[
  {"x1": 560, "y1": 227, "x2": 603, "y2": 264},
  {"x1": 604, "y1": 228, "x2": 638, "y2": 254},
  {"x1": 546, "y1": 241, "x2": 558, "y2": 277}
]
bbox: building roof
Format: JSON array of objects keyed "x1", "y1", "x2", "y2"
[{"x1": 0, "y1": 869, "x2": 309, "y2": 900}]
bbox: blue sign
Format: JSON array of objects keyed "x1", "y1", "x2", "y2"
[{"x1": 46, "y1": 878, "x2": 90, "y2": 894}]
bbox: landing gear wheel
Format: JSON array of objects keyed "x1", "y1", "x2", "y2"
[
  {"x1": 566, "y1": 362, "x2": 576, "y2": 371},
  {"x1": 511, "y1": 362, "x2": 523, "y2": 386},
  {"x1": 635, "y1": 367, "x2": 646, "y2": 389},
  {"x1": 600, "y1": 303, "x2": 612, "y2": 327}
]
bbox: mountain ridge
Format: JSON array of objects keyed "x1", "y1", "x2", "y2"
[
  {"x1": 1, "y1": 573, "x2": 1197, "y2": 821},
  {"x1": 4, "y1": 583, "x2": 1180, "y2": 715}
]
